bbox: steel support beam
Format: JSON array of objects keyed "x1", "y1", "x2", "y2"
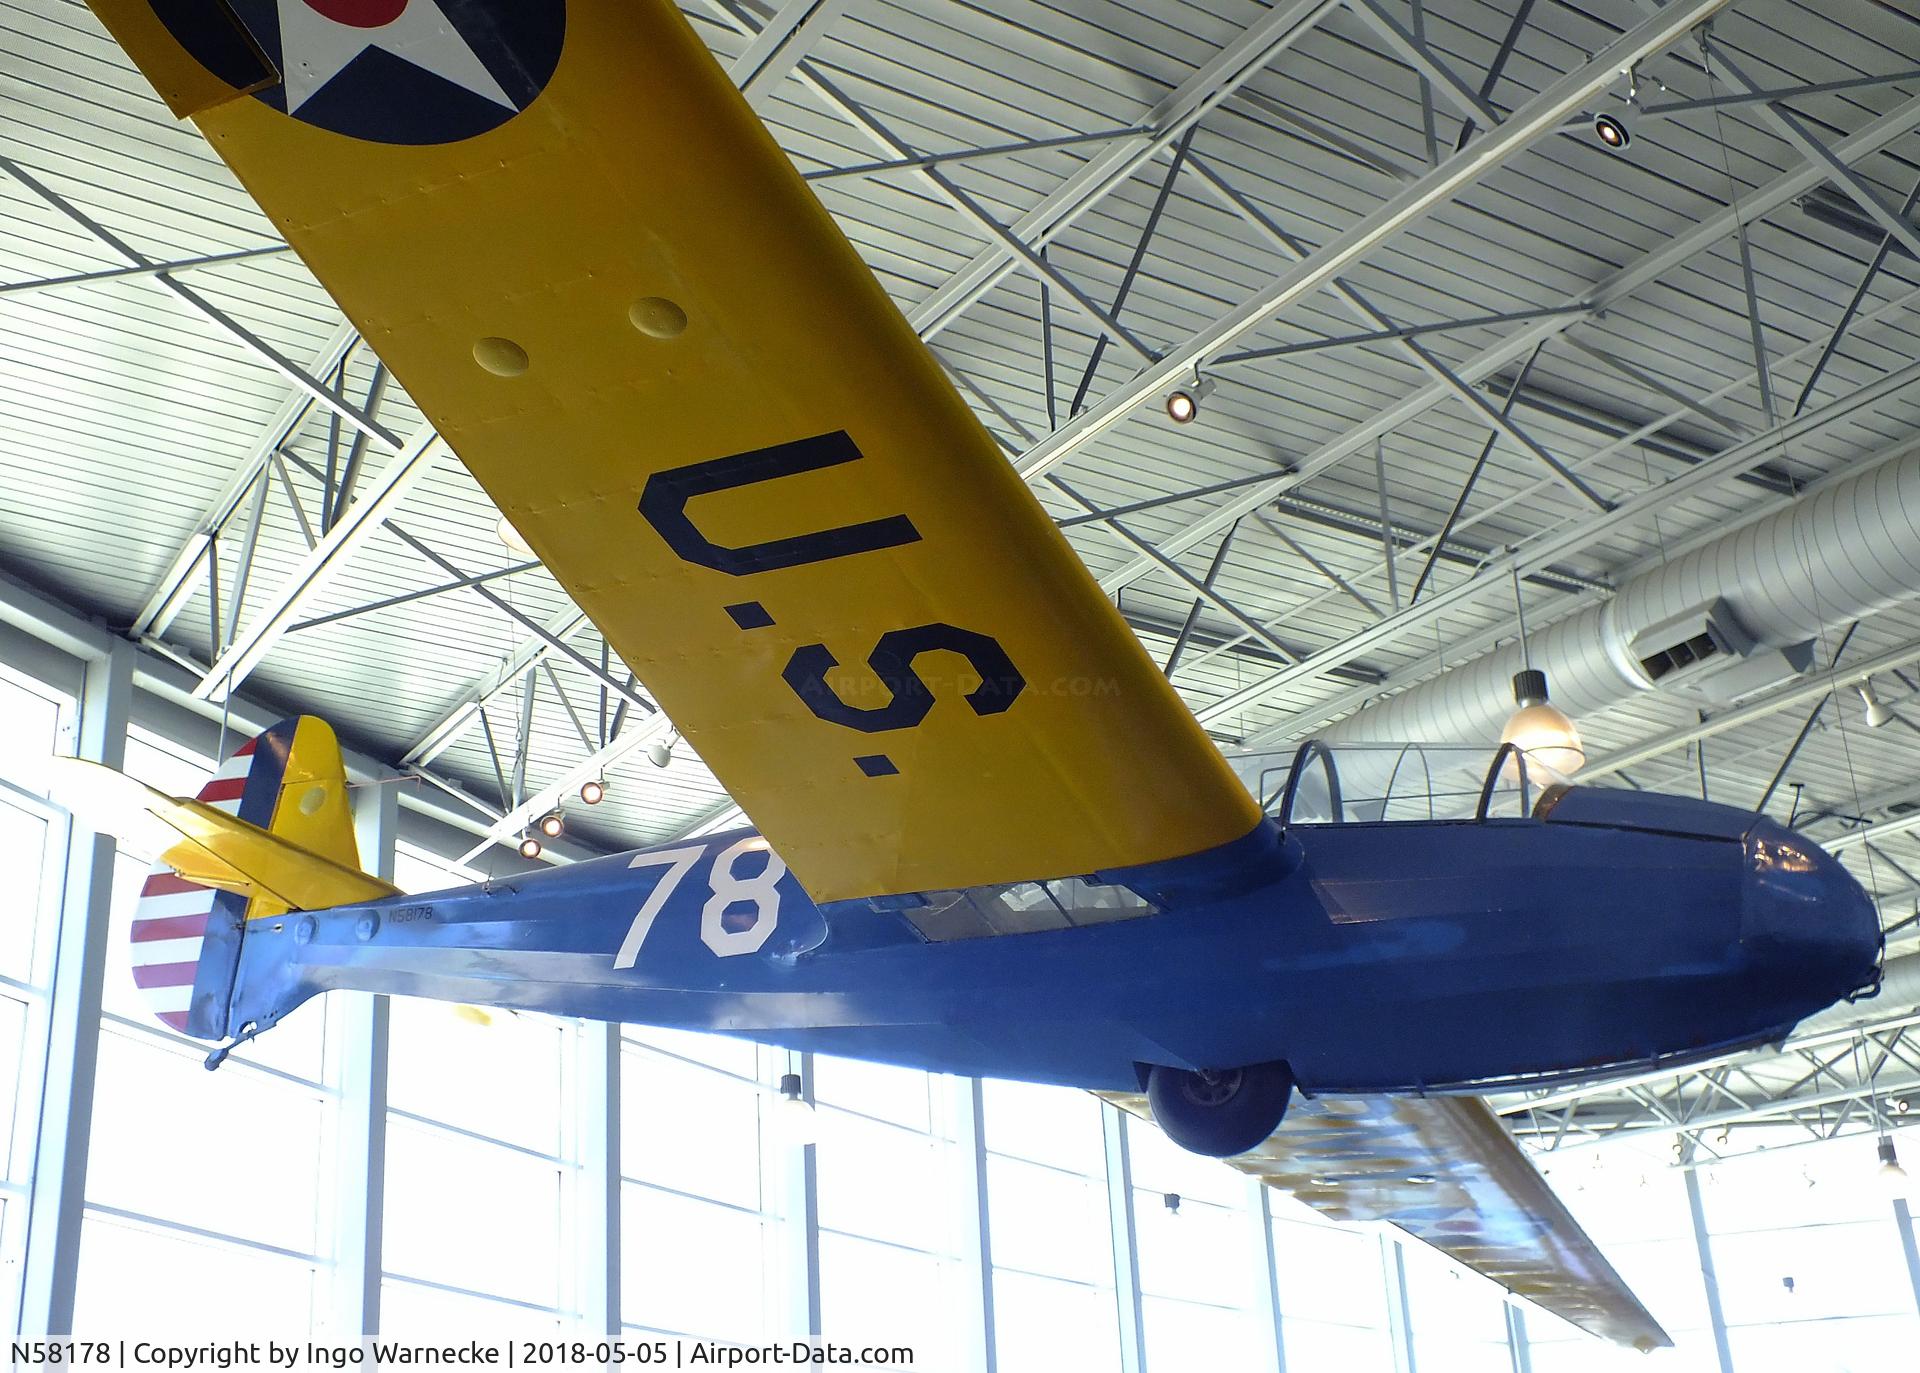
[
  {"x1": 0, "y1": 242, "x2": 296, "y2": 298},
  {"x1": 730, "y1": 0, "x2": 855, "y2": 109},
  {"x1": 1014, "y1": 0, "x2": 1735, "y2": 484},
  {"x1": 1895, "y1": 1198, "x2": 1920, "y2": 1320},
  {"x1": 456, "y1": 711, "x2": 674, "y2": 865},
  {"x1": 902, "y1": 0, "x2": 1337, "y2": 339},
  {"x1": 195, "y1": 425, "x2": 447, "y2": 699},
  {"x1": 1092, "y1": 89, "x2": 1920, "y2": 595},
  {"x1": 1191, "y1": 355, "x2": 1920, "y2": 727},
  {"x1": 18, "y1": 637, "x2": 132, "y2": 1337},
  {"x1": 133, "y1": 323, "x2": 361, "y2": 638}
]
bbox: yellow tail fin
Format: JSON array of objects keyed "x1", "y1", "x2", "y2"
[{"x1": 48, "y1": 715, "x2": 397, "y2": 1039}]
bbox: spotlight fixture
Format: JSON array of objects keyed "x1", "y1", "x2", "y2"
[
  {"x1": 1857, "y1": 681, "x2": 1892, "y2": 729},
  {"x1": 1593, "y1": 111, "x2": 1631, "y2": 151},
  {"x1": 495, "y1": 514, "x2": 535, "y2": 558},
  {"x1": 580, "y1": 777, "x2": 606, "y2": 805},
  {"x1": 645, "y1": 737, "x2": 674, "y2": 769},
  {"x1": 538, "y1": 810, "x2": 565, "y2": 839},
  {"x1": 518, "y1": 834, "x2": 543, "y2": 860},
  {"x1": 778, "y1": 1071, "x2": 818, "y2": 1146},
  {"x1": 1877, "y1": 1136, "x2": 1909, "y2": 1196},
  {"x1": 1500, "y1": 668, "x2": 1586, "y2": 781},
  {"x1": 1895, "y1": 1097, "x2": 1911, "y2": 1115},
  {"x1": 1164, "y1": 373, "x2": 1216, "y2": 425}
]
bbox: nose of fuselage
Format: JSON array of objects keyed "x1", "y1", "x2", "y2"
[{"x1": 1743, "y1": 818, "x2": 1881, "y2": 1001}]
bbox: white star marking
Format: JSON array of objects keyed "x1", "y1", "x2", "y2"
[{"x1": 275, "y1": 0, "x2": 517, "y2": 115}]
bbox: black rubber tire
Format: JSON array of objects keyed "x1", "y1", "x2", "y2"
[{"x1": 1146, "y1": 1061, "x2": 1294, "y2": 1157}]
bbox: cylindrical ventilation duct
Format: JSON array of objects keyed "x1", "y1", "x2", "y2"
[
  {"x1": 1319, "y1": 447, "x2": 1920, "y2": 749},
  {"x1": 1792, "y1": 951, "x2": 1920, "y2": 1035}
]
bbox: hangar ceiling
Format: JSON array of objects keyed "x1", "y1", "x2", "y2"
[{"x1": 3, "y1": 0, "x2": 1920, "y2": 1155}]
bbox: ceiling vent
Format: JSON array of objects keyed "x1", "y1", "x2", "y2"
[{"x1": 1628, "y1": 601, "x2": 1813, "y2": 704}]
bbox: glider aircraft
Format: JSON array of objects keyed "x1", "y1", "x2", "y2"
[{"x1": 63, "y1": 0, "x2": 1884, "y2": 1350}]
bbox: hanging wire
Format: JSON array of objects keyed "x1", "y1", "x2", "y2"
[
  {"x1": 1699, "y1": 31, "x2": 1884, "y2": 919},
  {"x1": 1510, "y1": 556, "x2": 1531, "y2": 669}
]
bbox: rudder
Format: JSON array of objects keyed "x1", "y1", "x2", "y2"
[{"x1": 128, "y1": 716, "x2": 360, "y2": 1039}]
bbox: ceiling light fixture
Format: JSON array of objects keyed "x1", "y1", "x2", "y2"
[
  {"x1": 646, "y1": 736, "x2": 674, "y2": 769},
  {"x1": 1500, "y1": 564, "x2": 1584, "y2": 781},
  {"x1": 778, "y1": 1071, "x2": 818, "y2": 1147},
  {"x1": 1593, "y1": 111, "x2": 1631, "y2": 151},
  {"x1": 517, "y1": 834, "x2": 542, "y2": 860},
  {"x1": 1877, "y1": 1136, "x2": 1909, "y2": 1196},
  {"x1": 538, "y1": 810, "x2": 565, "y2": 839},
  {"x1": 1162, "y1": 1192, "x2": 1182, "y2": 1217},
  {"x1": 580, "y1": 777, "x2": 606, "y2": 805},
  {"x1": 1857, "y1": 681, "x2": 1892, "y2": 729},
  {"x1": 495, "y1": 514, "x2": 535, "y2": 558},
  {"x1": 1164, "y1": 373, "x2": 1216, "y2": 424}
]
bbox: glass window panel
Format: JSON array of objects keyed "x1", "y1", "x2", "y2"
[
  {"x1": 813, "y1": 1055, "x2": 934, "y2": 1130},
  {"x1": 382, "y1": 1120, "x2": 562, "y2": 1307},
  {"x1": 991, "y1": 1270, "x2": 1119, "y2": 1373},
  {"x1": 1402, "y1": 1246, "x2": 1511, "y2": 1373},
  {"x1": 1702, "y1": 1142, "x2": 1896, "y2": 1231},
  {"x1": 0, "y1": 799, "x2": 49, "y2": 981},
  {"x1": 1282, "y1": 1317, "x2": 1397, "y2": 1373},
  {"x1": 624, "y1": 1025, "x2": 759, "y2": 1079},
  {"x1": 0, "y1": 994, "x2": 28, "y2": 1174},
  {"x1": 84, "y1": 1028, "x2": 326, "y2": 1254},
  {"x1": 1135, "y1": 1192, "x2": 1256, "y2": 1309},
  {"x1": 74, "y1": 1215, "x2": 317, "y2": 1335},
  {"x1": 1269, "y1": 1210, "x2": 1389, "y2": 1330},
  {"x1": 1723, "y1": 1314, "x2": 1920, "y2": 1373},
  {"x1": 1712, "y1": 1217, "x2": 1915, "y2": 1323},
  {"x1": 381, "y1": 1280, "x2": 564, "y2": 1338},
  {"x1": 387, "y1": 997, "x2": 564, "y2": 1156},
  {"x1": 817, "y1": 1232, "x2": 963, "y2": 1371},
  {"x1": 815, "y1": 1109, "x2": 955, "y2": 1253},
  {"x1": 984, "y1": 1154, "x2": 1111, "y2": 1284},
  {"x1": 982, "y1": 1078, "x2": 1104, "y2": 1174},
  {"x1": 621, "y1": 1045, "x2": 765, "y2": 1210},
  {"x1": 620, "y1": 1185, "x2": 781, "y2": 1340},
  {"x1": 0, "y1": 667, "x2": 65, "y2": 779},
  {"x1": 122, "y1": 728, "x2": 213, "y2": 799},
  {"x1": 1124, "y1": 1117, "x2": 1245, "y2": 1207},
  {"x1": 1141, "y1": 1293, "x2": 1262, "y2": 1373}
]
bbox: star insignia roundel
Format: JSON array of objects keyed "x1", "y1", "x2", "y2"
[{"x1": 152, "y1": 0, "x2": 565, "y2": 144}]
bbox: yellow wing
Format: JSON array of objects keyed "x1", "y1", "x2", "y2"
[
  {"x1": 1101, "y1": 1090, "x2": 1671, "y2": 1351},
  {"x1": 87, "y1": 0, "x2": 1260, "y2": 902}
]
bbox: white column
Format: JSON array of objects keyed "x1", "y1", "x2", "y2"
[
  {"x1": 333, "y1": 780, "x2": 396, "y2": 1336},
  {"x1": 1102, "y1": 1105, "x2": 1146, "y2": 1373},
  {"x1": 18, "y1": 637, "x2": 132, "y2": 1335},
  {"x1": 1381, "y1": 1235, "x2": 1416, "y2": 1373},
  {"x1": 1248, "y1": 1181, "x2": 1285, "y2": 1372},
  {"x1": 953, "y1": 1078, "x2": 996, "y2": 1373},
  {"x1": 783, "y1": 1050, "x2": 821, "y2": 1340},
  {"x1": 577, "y1": 1021, "x2": 622, "y2": 1335}
]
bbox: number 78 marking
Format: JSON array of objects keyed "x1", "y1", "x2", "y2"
[{"x1": 613, "y1": 846, "x2": 705, "y2": 970}]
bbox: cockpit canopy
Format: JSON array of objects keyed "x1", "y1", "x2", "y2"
[{"x1": 1224, "y1": 741, "x2": 1573, "y2": 826}]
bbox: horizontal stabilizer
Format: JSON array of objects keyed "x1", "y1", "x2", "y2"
[{"x1": 45, "y1": 756, "x2": 398, "y2": 916}]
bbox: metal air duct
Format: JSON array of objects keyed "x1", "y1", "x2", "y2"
[{"x1": 1317, "y1": 445, "x2": 1920, "y2": 751}]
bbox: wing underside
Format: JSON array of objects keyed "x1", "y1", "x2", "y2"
[
  {"x1": 1100, "y1": 1090, "x2": 1671, "y2": 1351},
  {"x1": 85, "y1": 0, "x2": 1261, "y2": 902}
]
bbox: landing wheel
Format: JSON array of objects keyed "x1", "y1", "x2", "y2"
[{"x1": 1146, "y1": 1061, "x2": 1294, "y2": 1157}]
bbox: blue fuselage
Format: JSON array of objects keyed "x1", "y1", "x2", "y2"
[{"x1": 228, "y1": 786, "x2": 1880, "y2": 1094}]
